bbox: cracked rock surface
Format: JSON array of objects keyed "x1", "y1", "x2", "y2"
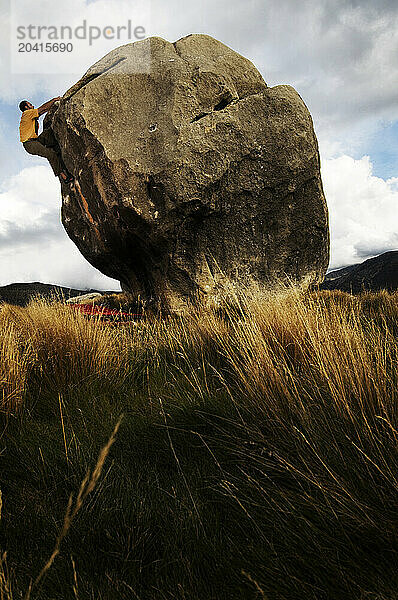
[{"x1": 46, "y1": 34, "x2": 329, "y2": 307}]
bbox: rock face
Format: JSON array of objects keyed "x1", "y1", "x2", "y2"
[
  {"x1": 46, "y1": 34, "x2": 329, "y2": 306},
  {"x1": 321, "y1": 251, "x2": 398, "y2": 293}
]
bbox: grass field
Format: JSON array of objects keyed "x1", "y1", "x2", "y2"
[{"x1": 0, "y1": 286, "x2": 397, "y2": 599}]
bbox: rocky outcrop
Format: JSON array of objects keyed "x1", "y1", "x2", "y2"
[
  {"x1": 65, "y1": 292, "x2": 104, "y2": 305},
  {"x1": 46, "y1": 34, "x2": 329, "y2": 307},
  {"x1": 321, "y1": 251, "x2": 398, "y2": 293}
]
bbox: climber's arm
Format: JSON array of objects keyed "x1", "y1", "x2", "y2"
[{"x1": 37, "y1": 97, "x2": 61, "y2": 116}]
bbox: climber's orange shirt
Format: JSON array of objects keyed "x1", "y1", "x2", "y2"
[{"x1": 19, "y1": 109, "x2": 39, "y2": 143}]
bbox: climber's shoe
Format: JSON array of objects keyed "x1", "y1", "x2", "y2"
[{"x1": 59, "y1": 171, "x2": 75, "y2": 184}]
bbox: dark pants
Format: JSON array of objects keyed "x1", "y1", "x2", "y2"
[{"x1": 23, "y1": 129, "x2": 65, "y2": 177}]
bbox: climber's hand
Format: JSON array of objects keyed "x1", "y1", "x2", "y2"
[{"x1": 38, "y1": 97, "x2": 62, "y2": 116}]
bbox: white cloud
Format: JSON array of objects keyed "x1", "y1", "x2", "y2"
[
  {"x1": 322, "y1": 155, "x2": 398, "y2": 268},
  {"x1": 1, "y1": 0, "x2": 150, "y2": 102},
  {"x1": 0, "y1": 165, "x2": 120, "y2": 289},
  {"x1": 243, "y1": 0, "x2": 398, "y2": 157}
]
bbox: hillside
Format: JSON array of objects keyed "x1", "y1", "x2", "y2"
[
  {"x1": 322, "y1": 251, "x2": 398, "y2": 293},
  {"x1": 0, "y1": 283, "x2": 116, "y2": 306}
]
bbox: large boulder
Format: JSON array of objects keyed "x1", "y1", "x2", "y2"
[{"x1": 47, "y1": 34, "x2": 329, "y2": 307}]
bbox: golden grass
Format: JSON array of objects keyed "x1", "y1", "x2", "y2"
[
  {"x1": 0, "y1": 287, "x2": 397, "y2": 422},
  {"x1": 165, "y1": 286, "x2": 398, "y2": 418},
  {"x1": 0, "y1": 286, "x2": 397, "y2": 598},
  {"x1": 0, "y1": 297, "x2": 132, "y2": 408},
  {"x1": 0, "y1": 317, "x2": 32, "y2": 414}
]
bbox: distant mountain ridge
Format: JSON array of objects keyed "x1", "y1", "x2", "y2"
[
  {"x1": 0, "y1": 282, "x2": 116, "y2": 307},
  {"x1": 0, "y1": 251, "x2": 396, "y2": 306},
  {"x1": 321, "y1": 251, "x2": 398, "y2": 293}
]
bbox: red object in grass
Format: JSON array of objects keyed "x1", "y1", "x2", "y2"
[{"x1": 69, "y1": 303, "x2": 141, "y2": 321}]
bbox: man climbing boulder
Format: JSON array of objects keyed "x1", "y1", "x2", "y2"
[{"x1": 19, "y1": 98, "x2": 74, "y2": 184}]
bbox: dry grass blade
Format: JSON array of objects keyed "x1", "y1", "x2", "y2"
[
  {"x1": 25, "y1": 416, "x2": 123, "y2": 599},
  {"x1": 0, "y1": 553, "x2": 12, "y2": 600},
  {"x1": 241, "y1": 570, "x2": 268, "y2": 598}
]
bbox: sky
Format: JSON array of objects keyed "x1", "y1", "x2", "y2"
[{"x1": 0, "y1": 0, "x2": 397, "y2": 289}]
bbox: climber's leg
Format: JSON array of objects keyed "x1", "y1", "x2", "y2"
[
  {"x1": 36, "y1": 127, "x2": 59, "y2": 149},
  {"x1": 23, "y1": 139, "x2": 63, "y2": 176},
  {"x1": 36, "y1": 129, "x2": 74, "y2": 182},
  {"x1": 37, "y1": 128, "x2": 70, "y2": 175}
]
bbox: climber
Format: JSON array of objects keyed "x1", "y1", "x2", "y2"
[{"x1": 19, "y1": 98, "x2": 74, "y2": 184}]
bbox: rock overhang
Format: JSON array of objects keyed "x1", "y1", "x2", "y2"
[{"x1": 44, "y1": 34, "x2": 329, "y2": 308}]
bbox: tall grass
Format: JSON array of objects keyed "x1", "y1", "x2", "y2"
[
  {"x1": 0, "y1": 298, "x2": 133, "y2": 416},
  {"x1": 0, "y1": 287, "x2": 397, "y2": 599},
  {"x1": 0, "y1": 315, "x2": 32, "y2": 414}
]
